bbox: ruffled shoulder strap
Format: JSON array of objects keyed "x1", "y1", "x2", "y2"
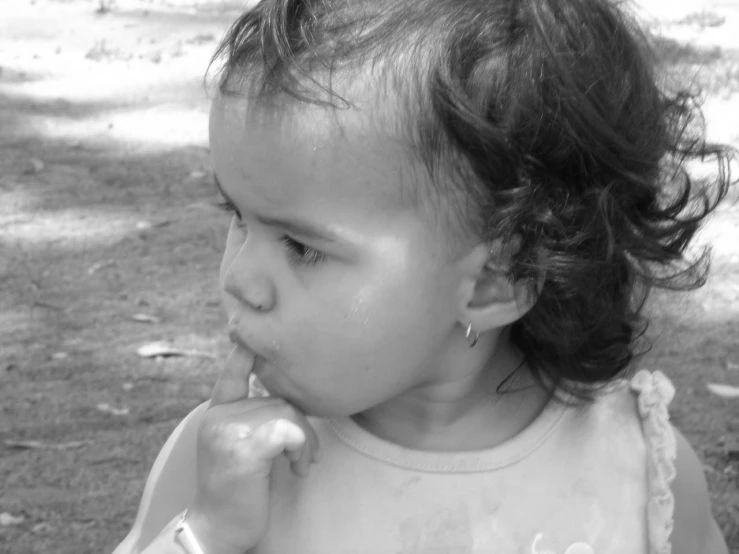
[{"x1": 629, "y1": 369, "x2": 678, "y2": 554}]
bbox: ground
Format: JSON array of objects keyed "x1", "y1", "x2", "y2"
[{"x1": 0, "y1": 1, "x2": 737, "y2": 553}]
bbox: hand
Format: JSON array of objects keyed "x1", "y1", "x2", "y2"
[{"x1": 185, "y1": 346, "x2": 321, "y2": 554}]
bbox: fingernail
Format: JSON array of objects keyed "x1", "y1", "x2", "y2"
[{"x1": 272, "y1": 419, "x2": 306, "y2": 445}]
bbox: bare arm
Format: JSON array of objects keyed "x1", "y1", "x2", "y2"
[{"x1": 670, "y1": 426, "x2": 729, "y2": 554}]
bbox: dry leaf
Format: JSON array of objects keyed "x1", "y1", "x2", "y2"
[
  {"x1": 136, "y1": 341, "x2": 215, "y2": 359},
  {"x1": 706, "y1": 383, "x2": 739, "y2": 399},
  {"x1": 130, "y1": 313, "x2": 161, "y2": 324},
  {"x1": 32, "y1": 522, "x2": 53, "y2": 533},
  {"x1": 70, "y1": 519, "x2": 96, "y2": 531},
  {"x1": 4, "y1": 439, "x2": 91, "y2": 450},
  {"x1": 88, "y1": 259, "x2": 117, "y2": 275},
  {"x1": 136, "y1": 220, "x2": 169, "y2": 230},
  {"x1": 136, "y1": 341, "x2": 178, "y2": 357},
  {"x1": 96, "y1": 403, "x2": 130, "y2": 416},
  {"x1": 0, "y1": 512, "x2": 24, "y2": 526},
  {"x1": 184, "y1": 202, "x2": 211, "y2": 210}
]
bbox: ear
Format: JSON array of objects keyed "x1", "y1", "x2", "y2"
[{"x1": 454, "y1": 239, "x2": 540, "y2": 333}]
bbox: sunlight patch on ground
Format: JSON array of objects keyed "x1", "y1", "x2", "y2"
[
  {"x1": 635, "y1": 0, "x2": 738, "y2": 27},
  {"x1": 699, "y1": 215, "x2": 739, "y2": 257},
  {"x1": 14, "y1": 105, "x2": 209, "y2": 149},
  {"x1": 702, "y1": 96, "x2": 739, "y2": 145},
  {"x1": 674, "y1": 208, "x2": 739, "y2": 322},
  {"x1": 1, "y1": 208, "x2": 147, "y2": 247},
  {"x1": 0, "y1": 53, "x2": 213, "y2": 149},
  {"x1": 0, "y1": 0, "x2": 220, "y2": 150},
  {"x1": 0, "y1": 53, "x2": 215, "y2": 104},
  {"x1": 639, "y1": 0, "x2": 739, "y2": 147}
]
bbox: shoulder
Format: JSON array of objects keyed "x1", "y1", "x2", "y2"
[
  {"x1": 112, "y1": 401, "x2": 209, "y2": 554},
  {"x1": 626, "y1": 369, "x2": 727, "y2": 554},
  {"x1": 670, "y1": 426, "x2": 728, "y2": 554}
]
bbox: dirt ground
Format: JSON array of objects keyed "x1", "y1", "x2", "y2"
[{"x1": 0, "y1": 1, "x2": 737, "y2": 553}]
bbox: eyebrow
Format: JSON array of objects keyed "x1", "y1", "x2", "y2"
[{"x1": 213, "y1": 174, "x2": 344, "y2": 244}]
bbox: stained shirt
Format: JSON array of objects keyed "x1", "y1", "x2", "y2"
[{"x1": 251, "y1": 370, "x2": 676, "y2": 554}]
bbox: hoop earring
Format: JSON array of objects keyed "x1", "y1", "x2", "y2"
[{"x1": 465, "y1": 323, "x2": 479, "y2": 348}]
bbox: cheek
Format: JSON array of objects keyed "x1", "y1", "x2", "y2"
[
  {"x1": 218, "y1": 230, "x2": 240, "y2": 306},
  {"x1": 348, "y1": 240, "x2": 450, "y2": 342},
  {"x1": 283, "y1": 275, "x2": 448, "y2": 415},
  {"x1": 292, "y1": 255, "x2": 447, "y2": 368}
]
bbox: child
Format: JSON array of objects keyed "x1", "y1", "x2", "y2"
[{"x1": 113, "y1": 0, "x2": 735, "y2": 552}]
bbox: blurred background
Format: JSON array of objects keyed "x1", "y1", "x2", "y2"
[{"x1": 0, "y1": 0, "x2": 737, "y2": 552}]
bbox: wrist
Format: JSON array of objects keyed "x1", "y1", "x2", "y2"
[{"x1": 184, "y1": 508, "x2": 256, "y2": 554}]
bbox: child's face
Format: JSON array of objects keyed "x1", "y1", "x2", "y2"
[{"x1": 210, "y1": 96, "x2": 468, "y2": 418}]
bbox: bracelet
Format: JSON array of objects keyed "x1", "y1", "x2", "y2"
[{"x1": 174, "y1": 509, "x2": 206, "y2": 554}]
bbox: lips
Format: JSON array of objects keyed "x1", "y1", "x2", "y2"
[
  {"x1": 228, "y1": 328, "x2": 253, "y2": 354},
  {"x1": 228, "y1": 328, "x2": 272, "y2": 377}
]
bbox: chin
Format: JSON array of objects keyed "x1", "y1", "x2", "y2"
[
  {"x1": 254, "y1": 374, "x2": 358, "y2": 419},
  {"x1": 284, "y1": 395, "x2": 336, "y2": 419},
  {"x1": 280, "y1": 390, "x2": 349, "y2": 419}
]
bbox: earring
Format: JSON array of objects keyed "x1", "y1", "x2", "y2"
[{"x1": 465, "y1": 323, "x2": 479, "y2": 348}]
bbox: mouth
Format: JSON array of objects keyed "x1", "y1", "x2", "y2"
[
  {"x1": 228, "y1": 328, "x2": 256, "y2": 355},
  {"x1": 228, "y1": 329, "x2": 271, "y2": 377}
]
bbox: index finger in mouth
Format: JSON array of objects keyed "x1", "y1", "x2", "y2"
[{"x1": 210, "y1": 345, "x2": 256, "y2": 406}]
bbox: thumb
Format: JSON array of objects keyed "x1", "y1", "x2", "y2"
[{"x1": 211, "y1": 346, "x2": 254, "y2": 406}]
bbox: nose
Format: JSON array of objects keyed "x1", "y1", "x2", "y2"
[{"x1": 222, "y1": 244, "x2": 276, "y2": 313}]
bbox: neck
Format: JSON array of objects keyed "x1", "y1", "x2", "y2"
[{"x1": 351, "y1": 336, "x2": 552, "y2": 452}]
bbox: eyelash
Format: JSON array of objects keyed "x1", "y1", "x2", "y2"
[
  {"x1": 216, "y1": 200, "x2": 325, "y2": 267},
  {"x1": 281, "y1": 236, "x2": 325, "y2": 267}
]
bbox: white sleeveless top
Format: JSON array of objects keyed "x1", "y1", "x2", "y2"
[{"x1": 250, "y1": 370, "x2": 676, "y2": 554}]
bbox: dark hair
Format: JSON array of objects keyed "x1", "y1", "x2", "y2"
[{"x1": 210, "y1": 0, "x2": 736, "y2": 401}]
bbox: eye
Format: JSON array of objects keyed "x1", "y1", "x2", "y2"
[
  {"x1": 281, "y1": 236, "x2": 325, "y2": 267},
  {"x1": 216, "y1": 199, "x2": 240, "y2": 218},
  {"x1": 216, "y1": 199, "x2": 246, "y2": 230}
]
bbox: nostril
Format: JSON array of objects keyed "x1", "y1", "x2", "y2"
[{"x1": 223, "y1": 265, "x2": 275, "y2": 313}]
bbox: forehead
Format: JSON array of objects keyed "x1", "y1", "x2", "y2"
[{"x1": 209, "y1": 94, "x2": 422, "y2": 214}]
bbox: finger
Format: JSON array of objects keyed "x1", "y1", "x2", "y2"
[
  {"x1": 274, "y1": 404, "x2": 319, "y2": 477},
  {"x1": 284, "y1": 447, "x2": 302, "y2": 464},
  {"x1": 251, "y1": 418, "x2": 306, "y2": 466},
  {"x1": 209, "y1": 397, "x2": 321, "y2": 475},
  {"x1": 286, "y1": 444, "x2": 312, "y2": 478},
  {"x1": 211, "y1": 346, "x2": 255, "y2": 406},
  {"x1": 296, "y1": 448, "x2": 312, "y2": 478},
  {"x1": 279, "y1": 402, "x2": 321, "y2": 467},
  {"x1": 246, "y1": 402, "x2": 316, "y2": 477},
  {"x1": 304, "y1": 418, "x2": 321, "y2": 464}
]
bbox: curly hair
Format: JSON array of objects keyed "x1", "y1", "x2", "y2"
[{"x1": 209, "y1": 0, "x2": 736, "y2": 401}]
